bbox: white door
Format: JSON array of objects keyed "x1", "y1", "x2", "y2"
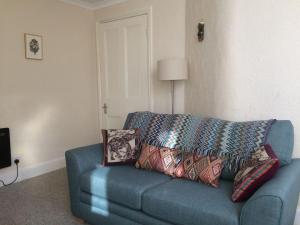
[{"x1": 97, "y1": 15, "x2": 150, "y2": 129}]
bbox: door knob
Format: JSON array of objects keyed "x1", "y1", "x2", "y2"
[{"x1": 102, "y1": 103, "x2": 108, "y2": 114}]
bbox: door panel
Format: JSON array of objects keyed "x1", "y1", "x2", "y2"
[
  {"x1": 126, "y1": 24, "x2": 147, "y2": 98},
  {"x1": 105, "y1": 28, "x2": 124, "y2": 98},
  {"x1": 98, "y1": 15, "x2": 149, "y2": 129}
]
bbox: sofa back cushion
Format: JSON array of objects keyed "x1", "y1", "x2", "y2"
[
  {"x1": 219, "y1": 120, "x2": 294, "y2": 180},
  {"x1": 124, "y1": 112, "x2": 293, "y2": 180},
  {"x1": 266, "y1": 120, "x2": 294, "y2": 166}
]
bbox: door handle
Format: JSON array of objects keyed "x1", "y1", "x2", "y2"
[{"x1": 102, "y1": 103, "x2": 108, "y2": 114}]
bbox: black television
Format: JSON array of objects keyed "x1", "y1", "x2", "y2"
[{"x1": 0, "y1": 128, "x2": 12, "y2": 169}]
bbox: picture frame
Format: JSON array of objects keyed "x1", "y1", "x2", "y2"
[{"x1": 24, "y1": 33, "x2": 43, "y2": 60}]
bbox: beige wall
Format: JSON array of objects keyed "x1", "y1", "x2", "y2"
[
  {"x1": 95, "y1": 0, "x2": 186, "y2": 114},
  {"x1": 186, "y1": 0, "x2": 300, "y2": 157},
  {"x1": 0, "y1": 0, "x2": 99, "y2": 176}
]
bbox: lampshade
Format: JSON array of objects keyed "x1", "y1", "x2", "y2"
[{"x1": 158, "y1": 58, "x2": 188, "y2": 81}]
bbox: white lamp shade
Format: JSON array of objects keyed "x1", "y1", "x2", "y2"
[{"x1": 158, "y1": 58, "x2": 188, "y2": 81}]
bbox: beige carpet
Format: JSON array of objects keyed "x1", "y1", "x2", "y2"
[{"x1": 0, "y1": 169, "x2": 86, "y2": 225}]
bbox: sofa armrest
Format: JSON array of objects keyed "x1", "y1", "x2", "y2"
[
  {"x1": 65, "y1": 143, "x2": 103, "y2": 217},
  {"x1": 240, "y1": 159, "x2": 300, "y2": 225}
]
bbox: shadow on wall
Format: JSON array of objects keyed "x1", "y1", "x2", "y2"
[
  {"x1": 17, "y1": 106, "x2": 57, "y2": 164},
  {"x1": 0, "y1": 106, "x2": 57, "y2": 180},
  {"x1": 185, "y1": 0, "x2": 300, "y2": 122},
  {"x1": 185, "y1": 0, "x2": 239, "y2": 119}
]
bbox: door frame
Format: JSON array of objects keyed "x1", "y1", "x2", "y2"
[{"x1": 95, "y1": 7, "x2": 154, "y2": 132}]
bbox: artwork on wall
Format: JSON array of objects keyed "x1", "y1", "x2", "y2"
[{"x1": 24, "y1": 33, "x2": 43, "y2": 60}]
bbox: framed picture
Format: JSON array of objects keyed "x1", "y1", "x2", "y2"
[{"x1": 24, "y1": 33, "x2": 43, "y2": 60}]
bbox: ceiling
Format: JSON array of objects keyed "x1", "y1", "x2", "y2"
[{"x1": 61, "y1": 0, "x2": 128, "y2": 10}]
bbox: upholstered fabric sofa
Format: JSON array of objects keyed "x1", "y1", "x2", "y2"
[{"x1": 65, "y1": 114, "x2": 300, "y2": 225}]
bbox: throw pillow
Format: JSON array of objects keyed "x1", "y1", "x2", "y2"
[
  {"x1": 135, "y1": 143, "x2": 182, "y2": 176},
  {"x1": 160, "y1": 147, "x2": 183, "y2": 176},
  {"x1": 232, "y1": 144, "x2": 279, "y2": 202},
  {"x1": 101, "y1": 129, "x2": 141, "y2": 166},
  {"x1": 135, "y1": 144, "x2": 162, "y2": 171},
  {"x1": 175, "y1": 152, "x2": 224, "y2": 188},
  {"x1": 136, "y1": 144, "x2": 224, "y2": 187}
]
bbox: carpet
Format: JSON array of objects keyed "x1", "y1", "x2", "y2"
[{"x1": 0, "y1": 169, "x2": 85, "y2": 225}]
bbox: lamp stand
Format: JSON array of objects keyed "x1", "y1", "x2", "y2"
[{"x1": 171, "y1": 80, "x2": 174, "y2": 114}]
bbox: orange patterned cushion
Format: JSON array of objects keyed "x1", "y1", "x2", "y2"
[
  {"x1": 136, "y1": 144, "x2": 224, "y2": 187},
  {"x1": 135, "y1": 144, "x2": 162, "y2": 171},
  {"x1": 135, "y1": 144, "x2": 182, "y2": 176},
  {"x1": 174, "y1": 152, "x2": 224, "y2": 187}
]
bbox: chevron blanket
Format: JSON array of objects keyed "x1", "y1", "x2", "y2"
[{"x1": 124, "y1": 111, "x2": 275, "y2": 173}]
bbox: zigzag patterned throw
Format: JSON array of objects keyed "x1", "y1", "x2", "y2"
[{"x1": 124, "y1": 111, "x2": 275, "y2": 173}]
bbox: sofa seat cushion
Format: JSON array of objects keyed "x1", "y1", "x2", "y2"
[
  {"x1": 80, "y1": 165, "x2": 171, "y2": 210},
  {"x1": 142, "y1": 179, "x2": 244, "y2": 225}
]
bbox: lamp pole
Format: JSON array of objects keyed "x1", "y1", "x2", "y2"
[{"x1": 171, "y1": 80, "x2": 174, "y2": 114}]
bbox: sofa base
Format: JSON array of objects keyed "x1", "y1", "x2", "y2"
[
  {"x1": 79, "y1": 193, "x2": 173, "y2": 225},
  {"x1": 66, "y1": 144, "x2": 300, "y2": 225},
  {"x1": 81, "y1": 202, "x2": 140, "y2": 225}
]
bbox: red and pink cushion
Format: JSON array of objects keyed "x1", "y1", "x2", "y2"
[
  {"x1": 175, "y1": 152, "x2": 224, "y2": 187},
  {"x1": 135, "y1": 144, "x2": 182, "y2": 176},
  {"x1": 136, "y1": 143, "x2": 224, "y2": 187},
  {"x1": 232, "y1": 144, "x2": 279, "y2": 202},
  {"x1": 135, "y1": 144, "x2": 162, "y2": 171}
]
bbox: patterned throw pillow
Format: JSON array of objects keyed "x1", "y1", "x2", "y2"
[
  {"x1": 135, "y1": 144, "x2": 162, "y2": 171},
  {"x1": 136, "y1": 144, "x2": 224, "y2": 187},
  {"x1": 175, "y1": 152, "x2": 224, "y2": 188},
  {"x1": 101, "y1": 129, "x2": 141, "y2": 166},
  {"x1": 135, "y1": 144, "x2": 182, "y2": 176},
  {"x1": 232, "y1": 144, "x2": 279, "y2": 202}
]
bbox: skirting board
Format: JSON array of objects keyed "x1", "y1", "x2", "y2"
[{"x1": 0, "y1": 157, "x2": 65, "y2": 187}]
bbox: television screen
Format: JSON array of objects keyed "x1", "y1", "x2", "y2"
[{"x1": 0, "y1": 128, "x2": 12, "y2": 169}]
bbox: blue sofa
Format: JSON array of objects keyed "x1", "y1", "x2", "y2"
[{"x1": 65, "y1": 118, "x2": 300, "y2": 225}]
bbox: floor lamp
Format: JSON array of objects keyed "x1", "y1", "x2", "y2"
[{"x1": 158, "y1": 58, "x2": 188, "y2": 114}]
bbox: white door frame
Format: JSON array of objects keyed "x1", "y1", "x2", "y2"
[{"x1": 95, "y1": 7, "x2": 153, "y2": 132}]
